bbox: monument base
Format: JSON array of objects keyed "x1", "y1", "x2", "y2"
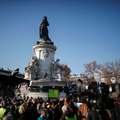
[{"x1": 27, "y1": 80, "x2": 66, "y2": 99}]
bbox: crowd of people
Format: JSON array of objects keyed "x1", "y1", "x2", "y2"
[{"x1": 0, "y1": 93, "x2": 120, "y2": 120}]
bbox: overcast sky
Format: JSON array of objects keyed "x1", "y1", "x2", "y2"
[{"x1": 0, "y1": 0, "x2": 120, "y2": 74}]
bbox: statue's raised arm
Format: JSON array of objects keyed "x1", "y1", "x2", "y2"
[{"x1": 39, "y1": 16, "x2": 50, "y2": 41}]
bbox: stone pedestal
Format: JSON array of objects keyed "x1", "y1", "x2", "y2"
[
  {"x1": 33, "y1": 40, "x2": 56, "y2": 80},
  {"x1": 27, "y1": 80, "x2": 66, "y2": 98},
  {"x1": 25, "y1": 39, "x2": 58, "y2": 80}
]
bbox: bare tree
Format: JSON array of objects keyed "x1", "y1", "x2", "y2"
[
  {"x1": 61, "y1": 64, "x2": 71, "y2": 81},
  {"x1": 84, "y1": 61, "x2": 97, "y2": 73},
  {"x1": 84, "y1": 59, "x2": 120, "y2": 83},
  {"x1": 84, "y1": 61, "x2": 97, "y2": 81},
  {"x1": 100, "y1": 59, "x2": 120, "y2": 82}
]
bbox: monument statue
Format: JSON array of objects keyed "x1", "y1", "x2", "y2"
[
  {"x1": 39, "y1": 16, "x2": 50, "y2": 41},
  {"x1": 25, "y1": 16, "x2": 64, "y2": 81},
  {"x1": 24, "y1": 56, "x2": 40, "y2": 80}
]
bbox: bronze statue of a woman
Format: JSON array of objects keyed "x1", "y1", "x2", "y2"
[{"x1": 39, "y1": 16, "x2": 50, "y2": 41}]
